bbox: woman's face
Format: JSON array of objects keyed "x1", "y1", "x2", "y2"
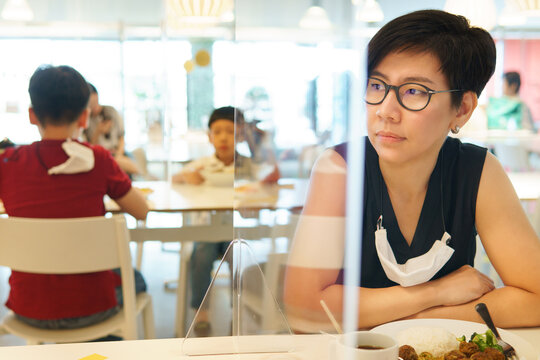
[{"x1": 367, "y1": 50, "x2": 459, "y2": 167}]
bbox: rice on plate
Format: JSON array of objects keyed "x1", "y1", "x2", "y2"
[{"x1": 397, "y1": 326, "x2": 459, "y2": 357}]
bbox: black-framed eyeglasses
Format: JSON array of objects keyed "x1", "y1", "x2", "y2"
[{"x1": 364, "y1": 77, "x2": 463, "y2": 111}]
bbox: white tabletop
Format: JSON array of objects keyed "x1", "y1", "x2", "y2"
[
  {"x1": 459, "y1": 130, "x2": 540, "y2": 153},
  {"x1": 0, "y1": 331, "x2": 538, "y2": 360},
  {"x1": 507, "y1": 172, "x2": 540, "y2": 201},
  {"x1": 107, "y1": 178, "x2": 310, "y2": 213}
]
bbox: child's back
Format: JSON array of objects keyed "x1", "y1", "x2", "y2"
[{"x1": 0, "y1": 65, "x2": 148, "y2": 328}]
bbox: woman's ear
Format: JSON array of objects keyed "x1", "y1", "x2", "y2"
[{"x1": 452, "y1": 91, "x2": 478, "y2": 130}]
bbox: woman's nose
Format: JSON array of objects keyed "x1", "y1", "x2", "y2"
[{"x1": 376, "y1": 89, "x2": 401, "y2": 121}]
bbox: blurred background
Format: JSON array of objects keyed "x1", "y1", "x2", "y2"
[{"x1": 1, "y1": 0, "x2": 537, "y2": 181}]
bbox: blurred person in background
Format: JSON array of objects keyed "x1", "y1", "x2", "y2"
[
  {"x1": 173, "y1": 106, "x2": 253, "y2": 337},
  {"x1": 487, "y1": 71, "x2": 535, "y2": 131},
  {"x1": 84, "y1": 83, "x2": 140, "y2": 176},
  {"x1": 173, "y1": 106, "x2": 279, "y2": 337}
]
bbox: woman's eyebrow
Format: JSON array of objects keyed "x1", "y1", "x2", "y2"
[
  {"x1": 402, "y1": 76, "x2": 434, "y2": 85},
  {"x1": 370, "y1": 70, "x2": 387, "y2": 79},
  {"x1": 370, "y1": 71, "x2": 435, "y2": 85}
]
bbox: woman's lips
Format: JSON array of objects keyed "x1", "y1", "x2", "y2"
[{"x1": 376, "y1": 131, "x2": 405, "y2": 143}]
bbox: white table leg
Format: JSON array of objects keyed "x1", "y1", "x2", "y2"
[{"x1": 175, "y1": 241, "x2": 191, "y2": 337}]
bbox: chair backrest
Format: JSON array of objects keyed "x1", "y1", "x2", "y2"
[
  {"x1": 0, "y1": 214, "x2": 139, "y2": 339},
  {"x1": 0, "y1": 215, "x2": 131, "y2": 274}
]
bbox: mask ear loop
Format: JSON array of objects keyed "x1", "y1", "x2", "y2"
[
  {"x1": 378, "y1": 159, "x2": 384, "y2": 229},
  {"x1": 440, "y1": 147, "x2": 447, "y2": 235}
]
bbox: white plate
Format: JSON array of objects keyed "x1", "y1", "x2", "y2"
[{"x1": 371, "y1": 318, "x2": 537, "y2": 360}]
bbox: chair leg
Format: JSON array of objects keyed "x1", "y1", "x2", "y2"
[{"x1": 142, "y1": 298, "x2": 156, "y2": 339}]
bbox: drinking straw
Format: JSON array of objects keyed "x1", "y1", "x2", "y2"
[{"x1": 319, "y1": 299, "x2": 343, "y2": 334}]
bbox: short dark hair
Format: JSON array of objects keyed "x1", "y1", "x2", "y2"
[
  {"x1": 28, "y1": 65, "x2": 90, "y2": 126},
  {"x1": 504, "y1": 71, "x2": 521, "y2": 93},
  {"x1": 208, "y1": 106, "x2": 244, "y2": 129},
  {"x1": 368, "y1": 9, "x2": 496, "y2": 109}
]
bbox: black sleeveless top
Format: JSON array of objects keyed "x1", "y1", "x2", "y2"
[{"x1": 334, "y1": 137, "x2": 487, "y2": 288}]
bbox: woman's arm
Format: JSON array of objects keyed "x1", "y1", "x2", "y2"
[
  {"x1": 410, "y1": 152, "x2": 540, "y2": 327},
  {"x1": 283, "y1": 150, "x2": 493, "y2": 330}
]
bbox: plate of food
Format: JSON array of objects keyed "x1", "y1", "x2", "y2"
[
  {"x1": 200, "y1": 168, "x2": 234, "y2": 187},
  {"x1": 371, "y1": 318, "x2": 537, "y2": 359}
]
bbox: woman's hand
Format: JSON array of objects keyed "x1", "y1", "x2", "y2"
[{"x1": 431, "y1": 265, "x2": 495, "y2": 306}]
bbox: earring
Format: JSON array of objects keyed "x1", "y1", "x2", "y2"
[{"x1": 451, "y1": 125, "x2": 460, "y2": 134}]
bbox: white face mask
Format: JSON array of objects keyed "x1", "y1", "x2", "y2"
[
  {"x1": 48, "y1": 139, "x2": 95, "y2": 175},
  {"x1": 375, "y1": 216, "x2": 454, "y2": 287}
]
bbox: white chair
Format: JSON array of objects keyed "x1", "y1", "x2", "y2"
[{"x1": 0, "y1": 215, "x2": 155, "y2": 344}]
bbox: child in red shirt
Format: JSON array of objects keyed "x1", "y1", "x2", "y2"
[{"x1": 0, "y1": 65, "x2": 148, "y2": 329}]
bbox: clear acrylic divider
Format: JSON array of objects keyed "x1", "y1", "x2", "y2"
[{"x1": 181, "y1": 238, "x2": 295, "y2": 356}]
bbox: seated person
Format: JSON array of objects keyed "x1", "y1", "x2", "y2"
[
  {"x1": 0, "y1": 65, "x2": 149, "y2": 330},
  {"x1": 284, "y1": 10, "x2": 540, "y2": 332},
  {"x1": 487, "y1": 71, "x2": 534, "y2": 131},
  {"x1": 83, "y1": 83, "x2": 140, "y2": 176},
  {"x1": 172, "y1": 106, "x2": 278, "y2": 336}
]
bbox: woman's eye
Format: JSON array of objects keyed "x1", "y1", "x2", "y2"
[{"x1": 404, "y1": 87, "x2": 426, "y2": 96}]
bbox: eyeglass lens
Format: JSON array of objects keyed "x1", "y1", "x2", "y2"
[{"x1": 365, "y1": 78, "x2": 431, "y2": 111}]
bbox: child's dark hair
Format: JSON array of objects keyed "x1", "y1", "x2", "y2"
[
  {"x1": 504, "y1": 71, "x2": 521, "y2": 93},
  {"x1": 368, "y1": 9, "x2": 496, "y2": 109},
  {"x1": 88, "y1": 82, "x2": 98, "y2": 94},
  {"x1": 208, "y1": 106, "x2": 245, "y2": 129},
  {"x1": 28, "y1": 65, "x2": 90, "y2": 126}
]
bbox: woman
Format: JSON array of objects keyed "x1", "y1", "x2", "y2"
[{"x1": 284, "y1": 9, "x2": 540, "y2": 331}]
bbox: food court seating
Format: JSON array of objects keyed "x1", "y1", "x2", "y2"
[{"x1": 0, "y1": 215, "x2": 155, "y2": 344}]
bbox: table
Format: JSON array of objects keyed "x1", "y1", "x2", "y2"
[
  {"x1": 0, "y1": 331, "x2": 538, "y2": 359},
  {"x1": 458, "y1": 130, "x2": 540, "y2": 153},
  {"x1": 114, "y1": 179, "x2": 309, "y2": 337},
  {"x1": 507, "y1": 172, "x2": 540, "y2": 201}
]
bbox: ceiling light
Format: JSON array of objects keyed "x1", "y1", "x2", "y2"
[
  {"x1": 499, "y1": 0, "x2": 527, "y2": 27},
  {"x1": 444, "y1": 0, "x2": 497, "y2": 31},
  {"x1": 1, "y1": 0, "x2": 34, "y2": 22},
  {"x1": 356, "y1": 0, "x2": 384, "y2": 23},
  {"x1": 167, "y1": 0, "x2": 234, "y2": 26},
  {"x1": 299, "y1": 2, "x2": 332, "y2": 30}
]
